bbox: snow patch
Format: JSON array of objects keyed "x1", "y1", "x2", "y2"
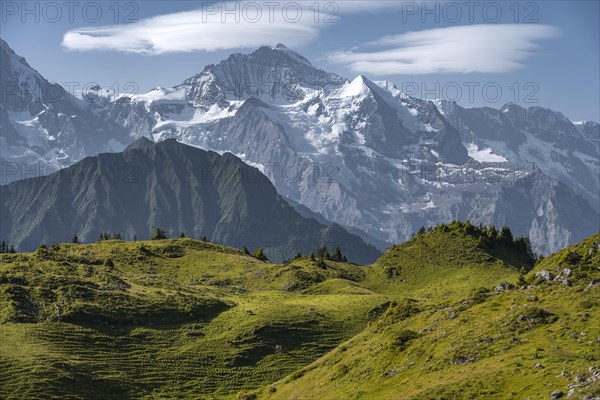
[{"x1": 467, "y1": 143, "x2": 508, "y2": 162}]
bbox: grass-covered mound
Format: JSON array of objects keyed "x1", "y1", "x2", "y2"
[
  {"x1": 364, "y1": 221, "x2": 535, "y2": 300},
  {"x1": 255, "y1": 232, "x2": 600, "y2": 400}
]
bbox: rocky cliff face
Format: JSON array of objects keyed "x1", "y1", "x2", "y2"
[{"x1": 435, "y1": 100, "x2": 600, "y2": 212}]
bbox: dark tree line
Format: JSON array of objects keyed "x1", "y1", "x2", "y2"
[
  {"x1": 241, "y1": 244, "x2": 348, "y2": 265},
  {"x1": 99, "y1": 232, "x2": 122, "y2": 241},
  {"x1": 414, "y1": 220, "x2": 536, "y2": 262},
  {"x1": 0, "y1": 241, "x2": 16, "y2": 253},
  {"x1": 313, "y1": 245, "x2": 348, "y2": 268}
]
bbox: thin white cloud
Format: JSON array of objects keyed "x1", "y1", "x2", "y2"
[
  {"x1": 61, "y1": 1, "x2": 409, "y2": 54},
  {"x1": 63, "y1": 6, "x2": 318, "y2": 54},
  {"x1": 328, "y1": 24, "x2": 559, "y2": 75}
]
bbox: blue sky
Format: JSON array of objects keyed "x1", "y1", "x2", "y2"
[{"x1": 2, "y1": 1, "x2": 598, "y2": 121}]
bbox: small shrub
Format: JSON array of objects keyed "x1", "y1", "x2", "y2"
[
  {"x1": 139, "y1": 245, "x2": 153, "y2": 256},
  {"x1": 158, "y1": 245, "x2": 184, "y2": 258},
  {"x1": 387, "y1": 299, "x2": 419, "y2": 320},
  {"x1": 383, "y1": 265, "x2": 401, "y2": 279},
  {"x1": 103, "y1": 258, "x2": 114, "y2": 268},
  {"x1": 387, "y1": 329, "x2": 419, "y2": 350},
  {"x1": 35, "y1": 244, "x2": 49, "y2": 259},
  {"x1": 508, "y1": 307, "x2": 557, "y2": 332},
  {"x1": 560, "y1": 250, "x2": 581, "y2": 266},
  {"x1": 368, "y1": 301, "x2": 394, "y2": 320},
  {"x1": 236, "y1": 392, "x2": 257, "y2": 400},
  {"x1": 253, "y1": 248, "x2": 268, "y2": 262},
  {"x1": 469, "y1": 287, "x2": 490, "y2": 304},
  {"x1": 579, "y1": 299, "x2": 596, "y2": 310}
]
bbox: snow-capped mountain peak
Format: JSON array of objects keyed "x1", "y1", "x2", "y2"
[
  {"x1": 2, "y1": 40, "x2": 598, "y2": 255},
  {"x1": 271, "y1": 43, "x2": 312, "y2": 66},
  {"x1": 0, "y1": 38, "x2": 58, "y2": 110},
  {"x1": 176, "y1": 44, "x2": 346, "y2": 107},
  {"x1": 338, "y1": 75, "x2": 372, "y2": 98},
  {"x1": 0, "y1": 40, "x2": 130, "y2": 177}
]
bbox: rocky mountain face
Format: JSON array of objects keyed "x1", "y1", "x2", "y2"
[
  {"x1": 0, "y1": 138, "x2": 381, "y2": 263},
  {"x1": 0, "y1": 39, "x2": 129, "y2": 184},
  {"x1": 435, "y1": 100, "x2": 600, "y2": 212},
  {"x1": 1, "y1": 41, "x2": 598, "y2": 254}
]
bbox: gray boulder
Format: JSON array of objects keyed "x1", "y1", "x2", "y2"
[
  {"x1": 535, "y1": 270, "x2": 555, "y2": 282},
  {"x1": 556, "y1": 267, "x2": 573, "y2": 280},
  {"x1": 495, "y1": 281, "x2": 516, "y2": 292}
]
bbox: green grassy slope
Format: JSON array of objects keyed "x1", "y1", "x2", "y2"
[
  {"x1": 257, "y1": 232, "x2": 600, "y2": 400},
  {"x1": 362, "y1": 222, "x2": 533, "y2": 301},
  {"x1": 1, "y1": 226, "x2": 595, "y2": 399},
  {"x1": 0, "y1": 239, "x2": 384, "y2": 399}
]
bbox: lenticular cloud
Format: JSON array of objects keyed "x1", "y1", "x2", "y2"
[{"x1": 328, "y1": 24, "x2": 559, "y2": 75}]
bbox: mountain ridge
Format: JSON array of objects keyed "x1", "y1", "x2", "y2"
[
  {"x1": 0, "y1": 138, "x2": 381, "y2": 264},
  {"x1": 1, "y1": 40, "x2": 598, "y2": 254}
]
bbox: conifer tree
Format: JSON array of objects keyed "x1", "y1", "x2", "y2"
[
  {"x1": 487, "y1": 224, "x2": 498, "y2": 239},
  {"x1": 253, "y1": 248, "x2": 268, "y2": 262},
  {"x1": 316, "y1": 256, "x2": 327, "y2": 269},
  {"x1": 71, "y1": 234, "x2": 79, "y2": 244},
  {"x1": 499, "y1": 225, "x2": 513, "y2": 242},
  {"x1": 332, "y1": 246, "x2": 343, "y2": 261},
  {"x1": 317, "y1": 246, "x2": 325, "y2": 259},
  {"x1": 151, "y1": 228, "x2": 167, "y2": 240},
  {"x1": 476, "y1": 236, "x2": 486, "y2": 248}
]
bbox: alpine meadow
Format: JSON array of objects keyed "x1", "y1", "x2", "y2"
[{"x1": 0, "y1": 1, "x2": 599, "y2": 399}]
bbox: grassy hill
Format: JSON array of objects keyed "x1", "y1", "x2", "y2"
[
  {"x1": 0, "y1": 225, "x2": 598, "y2": 399},
  {"x1": 0, "y1": 238, "x2": 384, "y2": 399},
  {"x1": 363, "y1": 221, "x2": 534, "y2": 300},
  {"x1": 256, "y1": 231, "x2": 600, "y2": 400}
]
